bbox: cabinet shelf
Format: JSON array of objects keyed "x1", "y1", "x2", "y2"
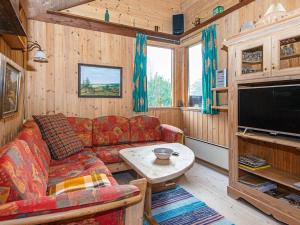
[
  {"x1": 242, "y1": 60, "x2": 263, "y2": 64},
  {"x1": 280, "y1": 53, "x2": 300, "y2": 60},
  {"x1": 236, "y1": 131, "x2": 300, "y2": 149},
  {"x1": 239, "y1": 166, "x2": 300, "y2": 192}
]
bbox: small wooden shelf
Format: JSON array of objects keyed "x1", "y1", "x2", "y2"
[
  {"x1": 212, "y1": 105, "x2": 228, "y2": 110},
  {"x1": 242, "y1": 60, "x2": 263, "y2": 64},
  {"x1": 211, "y1": 87, "x2": 228, "y2": 92},
  {"x1": 280, "y1": 53, "x2": 300, "y2": 60},
  {"x1": 236, "y1": 131, "x2": 300, "y2": 149},
  {"x1": 239, "y1": 166, "x2": 300, "y2": 192},
  {"x1": 2, "y1": 34, "x2": 26, "y2": 50}
]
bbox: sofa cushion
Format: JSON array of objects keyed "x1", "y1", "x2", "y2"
[
  {"x1": 129, "y1": 115, "x2": 162, "y2": 143},
  {"x1": 33, "y1": 113, "x2": 84, "y2": 160},
  {"x1": 0, "y1": 140, "x2": 47, "y2": 204},
  {"x1": 93, "y1": 116, "x2": 130, "y2": 146},
  {"x1": 22, "y1": 120, "x2": 43, "y2": 139},
  {"x1": 48, "y1": 173, "x2": 111, "y2": 196},
  {"x1": 48, "y1": 149, "x2": 111, "y2": 187},
  {"x1": 67, "y1": 117, "x2": 93, "y2": 147},
  {"x1": 17, "y1": 128, "x2": 51, "y2": 181},
  {"x1": 93, "y1": 144, "x2": 131, "y2": 164}
]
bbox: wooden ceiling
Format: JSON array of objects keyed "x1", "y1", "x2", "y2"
[{"x1": 23, "y1": 0, "x2": 95, "y2": 18}]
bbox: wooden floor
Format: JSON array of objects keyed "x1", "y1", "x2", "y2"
[
  {"x1": 114, "y1": 162, "x2": 284, "y2": 225},
  {"x1": 177, "y1": 163, "x2": 284, "y2": 225}
]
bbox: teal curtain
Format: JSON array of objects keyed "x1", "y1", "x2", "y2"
[
  {"x1": 133, "y1": 33, "x2": 148, "y2": 112},
  {"x1": 201, "y1": 24, "x2": 219, "y2": 115}
]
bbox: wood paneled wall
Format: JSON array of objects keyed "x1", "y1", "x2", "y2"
[
  {"x1": 0, "y1": 37, "x2": 26, "y2": 146},
  {"x1": 63, "y1": 0, "x2": 182, "y2": 34},
  {"x1": 179, "y1": 0, "x2": 300, "y2": 147},
  {"x1": 26, "y1": 20, "x2": 183, "y2": 128}
]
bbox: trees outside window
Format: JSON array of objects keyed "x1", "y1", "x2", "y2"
[{"x1": 147, "y1": 46, "x2": 173, "y2": 107}]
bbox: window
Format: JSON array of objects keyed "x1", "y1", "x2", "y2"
[
  {"x1": 147, "y1": 46, "x2": 173, "y2": 107},
  {"x1": 188, "y1": 43, "x2": 202, "y2": 107}
]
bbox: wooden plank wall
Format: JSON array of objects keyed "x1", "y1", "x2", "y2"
[
  {"x1": 179, "y1": 0, "x2": 300, "y2": 148},
  {"x1": 0, "y1": 37, "x2": 26, "y2": 146},
  {"x1": 26, "y1": 20, "x2": 183, "y2": 129},
  {"x1": 63, "y1": 0, "x2": 182, "y2": 34}
]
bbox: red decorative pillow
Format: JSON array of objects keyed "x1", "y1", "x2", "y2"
[{"x1": 33, "y1": 113, "x2": 84, "y2": 160}]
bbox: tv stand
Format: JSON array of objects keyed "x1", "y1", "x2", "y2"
[{"x1": 225, "y1": 11, "x2": 300, "y2": 224}]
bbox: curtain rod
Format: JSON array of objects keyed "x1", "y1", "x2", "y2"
[
  {"x1": 147, "y1": 35, "x2": 180, "y2": 45},
  {"x1": 181, "y1": 23, "x2": 219, "y2": 44}
]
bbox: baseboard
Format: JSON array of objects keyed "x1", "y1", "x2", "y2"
[
  {"x1": 195, "y1": 158, "x2": 228, "y2": 176},
  {"x1": 185, "y1": 137, "x2": 229, "y2": 170}
]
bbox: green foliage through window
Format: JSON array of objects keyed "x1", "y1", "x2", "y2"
[{"x1": 147, "y1": 46, "x2": 173, "y2": 107}]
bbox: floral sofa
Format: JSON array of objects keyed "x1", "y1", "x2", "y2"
[{"x1": 0, "y1": 115, "x2": 183, "y2": 225}]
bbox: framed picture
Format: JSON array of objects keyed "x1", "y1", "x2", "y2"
[
  {"x1": 78, "y1": 63, "x2": 122, "y2": 98},
  {"x1": 0, "y1": 60, "x2": 21, "y2": 118}
]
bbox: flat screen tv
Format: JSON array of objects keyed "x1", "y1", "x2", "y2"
[{"x1": 238, "y1": 84, "x2": 300, "y2": 137}]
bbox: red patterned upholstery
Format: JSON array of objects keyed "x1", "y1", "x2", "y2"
[
  {"x1": 67, "y1": 117, "x2": 93, "y2": 147},
  {"x1": 93, "y1": 144, "x2": 131, "y2": 164},
  {"x1": 0, "y1": 140, "x2": 47, "y2": 204},
  {"x1": 0, "y1": 184, "x2": 139, "y2": 223},
  {"x1": 161, "y1": 124, "x2": 184, "y2": 144},
  {"x1": 0, "y1": 115, "x2": 184, "y2": 224},
  {"x1": 48, "y1": 149, "x2": 112, "y2": 187},
  {"x1": 93, "y1": 116, "x2": 130, "y2": 146},
  {"x1": 17, "y1": 128, "x2": 51, "y2": 180},
  {"x1": 129, "y1": 115, "x2": 162, "y2": 143},
  {"x1": 22, "y1": 120, "x2": 43, "y2": 139}
]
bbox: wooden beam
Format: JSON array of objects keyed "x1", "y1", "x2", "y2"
[
  {"x1": 23, "y1": 0, "x2": 95, "y2": 18},
  {"x1": 180, "y1": 0, "x2": 256, "y2": 39},
  {"x1": 34, "y1": 10, "x2": 180, "y2": 45}
]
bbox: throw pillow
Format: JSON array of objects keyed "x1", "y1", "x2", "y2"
[
  {"x1": 33, "y1": 113, "x2": 84, "y2": 160},
  {"x1": 48, "y1": 173, "x2": 111, "y2": 195}
]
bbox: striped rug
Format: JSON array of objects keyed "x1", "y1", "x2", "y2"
[{"x1": 144, "y1": 185, "x2": 234, "y2": 225}]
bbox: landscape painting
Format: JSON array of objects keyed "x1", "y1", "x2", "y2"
[
  {"x1": 0, "y1": 63, "x2": 21, "y2": 118},
  {"x1": 78, "y1": 64, "x2": 122, "y2": 98}
]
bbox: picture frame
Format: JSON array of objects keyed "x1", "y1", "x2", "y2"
[
  {"x1": 78, "y1": 63, "x2": 122, "y2": 98},
  {"x1": 0, "y1": 59, "x2": 21, "y2": 119}
]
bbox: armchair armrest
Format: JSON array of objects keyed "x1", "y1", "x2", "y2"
[
  {"x1": 161, "y1": 124, "x2": 184, "y2": 144},
  {"x1": 0, "y1": 183, "x2": 142, "y2": 225}
]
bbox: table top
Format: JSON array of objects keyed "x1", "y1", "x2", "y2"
[{"x1": 119, "y1": 143, "x2": 195, "y2": 184}]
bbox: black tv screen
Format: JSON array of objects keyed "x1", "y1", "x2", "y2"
[{"x1": 238, "y1": 84, "x2": 300, "y2": 137}]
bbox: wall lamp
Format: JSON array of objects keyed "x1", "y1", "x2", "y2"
[{"x1": 27, "y1": 41, "x2": 48, "y2": 63}]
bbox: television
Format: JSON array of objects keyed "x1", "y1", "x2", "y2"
[{"x1": 238, "y1": 84, "x2": 300, "y2": 137}]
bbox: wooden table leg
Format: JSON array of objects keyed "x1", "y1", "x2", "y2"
[{"x1": 144, "y1": 183, "x2": 159, "y2": 225}]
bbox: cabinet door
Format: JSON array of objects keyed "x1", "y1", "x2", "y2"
[
  {"x1": 272, "y1": 27, "x2": 300, "y2": 77},
  {"x1": 236, "y1": 37, "x2": 271, "y2": 80}
]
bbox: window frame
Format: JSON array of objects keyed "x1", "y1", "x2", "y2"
[
  {"x1": 147, "y1": 44, "x2": 175, "y2": 108},
  {"x1": 187, "y1": 41, "x2": 203, "y2": 108}
]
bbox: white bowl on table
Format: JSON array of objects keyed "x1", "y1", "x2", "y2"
[{"x1": 153, "y1": 148, "x2": 173, "y2": 160}]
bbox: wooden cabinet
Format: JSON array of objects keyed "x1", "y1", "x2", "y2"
[
  {"x1": 224, "y1": 10, "x2": 300, "y2": 225},
  {"x1": 236, "y1": 37, "x2": 271, "y2": 80},
  {"x1": 272, "y1": 26, "x2": 300, "y2": 77},
  {"x1": 231, "y1": 16, "x2": 300, "y2": 82}
]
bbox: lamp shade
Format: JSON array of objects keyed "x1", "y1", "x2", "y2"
[{"x1": 33, "y1": 50, "x2": 48, "y2": 62}]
